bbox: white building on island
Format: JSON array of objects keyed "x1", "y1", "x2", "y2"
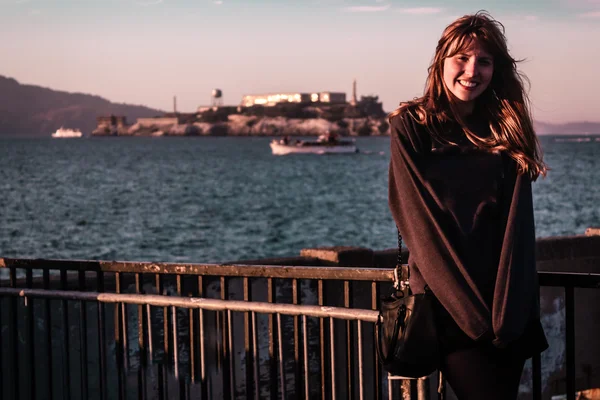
[{"x1": 241, "y1": 91, "x2": 346, "y2": 107}]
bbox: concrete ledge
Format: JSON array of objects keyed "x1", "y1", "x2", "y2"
[
  {"x1": 300, "y1": 246, "x2": 374, "y2": 267},
  {"x1": 586, "y1": 227, "x2": 600, "y2": 236},
  {"x1": 536, "y1": 235, "x2": 600, "y2": 273}
]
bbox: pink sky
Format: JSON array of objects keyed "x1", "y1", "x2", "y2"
[{"x1": 1, "y1": 0, "x2": 599, "y2": 123}]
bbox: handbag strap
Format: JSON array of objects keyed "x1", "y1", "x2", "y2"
[{"x1": 394, "y1": 228, "x2": 409, "y2": 291}]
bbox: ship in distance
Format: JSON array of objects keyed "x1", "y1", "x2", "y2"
[{"x1": 270, "y1": 132, "x2": 358, "y2": 155}]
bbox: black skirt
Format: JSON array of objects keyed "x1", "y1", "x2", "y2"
[{"x1": 434, "y1": 300, "x2": 549, "y2": 359}]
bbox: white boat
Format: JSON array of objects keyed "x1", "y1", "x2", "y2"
[
  {"x1": 270, "y1": 133, "x2": 358, "y2": 155},
  {"x1": 51, "y1": 127, "x2": 83, "y2": 138}
]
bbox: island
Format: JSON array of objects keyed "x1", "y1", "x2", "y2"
[{"x1": 92, "y1": 84, "x2": 390, "y2": 137}]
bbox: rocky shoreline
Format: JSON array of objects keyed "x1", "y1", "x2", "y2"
[{"x1": 93, "y1": 115, "x2": 390, "y2": 137}]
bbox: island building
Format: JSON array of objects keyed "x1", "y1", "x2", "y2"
[
  {"x1": 93, "y1": 115, "x2": 130, "y2": 135},
  {"x1": 240, "y1": 91, "x2": 346, "y2": 107},
  {"x1": 96, "y1": 115, "x2": 128, "y2": 129}
]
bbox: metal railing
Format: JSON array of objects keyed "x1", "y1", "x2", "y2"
[
  {"x1": 535, "y1": 272, "x2": 600, "y2": 400},
  {"x1": 0, "y1": 258, "x2": 599, "y2": 400}
]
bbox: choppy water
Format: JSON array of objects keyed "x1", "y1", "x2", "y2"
[{"x1": 0, "y1": 135, "x2": 598, "y2": 263}]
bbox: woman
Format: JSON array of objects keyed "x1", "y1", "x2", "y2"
[{"x1": 388, "y1": 11, "x2": 548, "y2": 400}]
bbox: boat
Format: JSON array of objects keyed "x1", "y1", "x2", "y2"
[
  {"x1": 270, "y1": 133, "x2": 358, "y2": 155},
  {"x1": 51, "y1": 127, "x2": 83, "y2": 138}
]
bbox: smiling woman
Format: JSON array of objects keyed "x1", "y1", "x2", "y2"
[{"x1": 386, "y1": 11, "x2": 548, "y2": 400}]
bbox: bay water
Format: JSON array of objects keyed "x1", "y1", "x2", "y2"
[{"x1": 0, "y1": 135, "x2": 598, "y2": 264}]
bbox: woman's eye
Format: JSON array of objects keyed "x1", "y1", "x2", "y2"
[
  {"x1": 479, "y1": 59, "x2": 492, "y2": 66},
  {"x1": 458, "y1": 56, "x2": 469, "y2": 61}
]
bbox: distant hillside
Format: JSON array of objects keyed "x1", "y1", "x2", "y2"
[
  {"x1": 534, "y1": 120, "x2": 600, "y2": 135},
  {"x1": 0, "y1": 75, "x2": 164, "y2": 137}
]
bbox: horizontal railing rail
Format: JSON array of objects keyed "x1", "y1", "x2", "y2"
[
  {"x1": 0, "y1": 287, "x2": 380, "y2": 322},
  {"x1": 0, "y1": 257, "x2": 396, "y2": 280}
]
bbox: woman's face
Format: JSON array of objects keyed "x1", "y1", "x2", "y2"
[{"x1": 442, "y1": 40, "x2": 494, "y2": 105}]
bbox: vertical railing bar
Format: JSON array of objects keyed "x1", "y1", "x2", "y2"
[
  {"x1": 24, "y1": 268, "x2": 36, "y2": 400},
  {"x1": 358, "y1": 320, "x2": 364, "y2": 400},
  {"x1": 292, "y1": 278, "x2": 302, "y2": 399},
  {"x1": 318, "y1": 279, "x2": 326, "y2": 400},
  {"x1": 97, "y1": 271, "x2": 107, "y2": 400},
  {"x1": 153, "y1": 275, "x2": 163, "y2": 399},
  {"x1": 156, "y1": 273, "x2": 168, "y2": 400},
  {"x1": 9, "y1": 266, "x2": 20, "y2": 400},
  {"x1": 176, "y1": 275, "x2": 187, "y2": 400},
  {"x1": 243, "y1": 277, "x2": 254, "y2": 400},
  {"x1": 78, "y1": 269, "x2": 89, "y2": 400},
  {"x1": 146, "y1": 303, "x2": 153, "y2": 361},
  {"x1": 198, "y1": 276, "x2": 208, "y2": 400},
  {"x1": 60, "y1": 269, "x2": 72, "y2": 400},
  {"x1": 268, "y1": 277, "x2": 278, "y2": 400},
  {"x1": 227, "y1": 309, "x2": 236, "y2": 400},
  {"x1": 0, "y1": 285, "x2": 3, "y2": 398},
  {"x1": 417, "y1": 378, "x2": 428, "y2": 400},
  {"x1": 0, "y1": 280, "x2": 3, "y2": 400},
  {"x1": 216, "y1": 279, "x2": 223, "y2": 372},
  {"x1": 277, "y1": 313, "x2": 286, "y2": 400},
  {"x1": 438, "y1": 370, "x2": 446, "y2": 400},
  {"x1": 566, "y1": 286, "x2": 575, "y2": 400},
  {"x1": 220, "y1": 276, "x2": 231, "y2": 400},
  {"x1": 252, "y1": 311, "x2": 260, "y2": 400},
  {"x1": 532, "y1": 350, "x2": 542, "y2": 400},
  {"x1": 172, "y1": 305, "x2": 180, "y2": 380},
  {"x1": 43, "y1": 269, "x2": 54, "y2": 400},
  {"x1": 216, "y1": 276, "x2": 231, "y2": 399},
  {"x1": 302, "y1": 315, "x2": 309, "y2": 400},
  {"x1": 119, "y1": 275, "x2": 130, "y2": 375},
  {"x1": 189, "y1": 297, "x2": 196, "y2": 384},
  {"x1": 135, "y1": 273, "x2": 147, "y2": 400},
  {"x1": 345, "y1": 280, "x2": 353, "y2": 400},
  {"x1": 372, "y1": 281, "x2": 381, "y2": 400},
  {"x1": 330, "y1": 317, "x2": 336, "y2": 400},
  {"x1": 114, "y1": 272, "x2": 125, "y2": 400},
  {"x1": 26, "y1": 267, "x2": 36, "y2": 400},
  {"x1": 186, "y1": 381, "x2": 191, "y2": 400}
]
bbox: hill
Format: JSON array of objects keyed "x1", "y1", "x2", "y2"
[
  {"x1": 534, "y1": 120, "x2": 600, "y2": 135},
  {"x1": 0, "y1": 75, "x2": 164, "y2": 137}
]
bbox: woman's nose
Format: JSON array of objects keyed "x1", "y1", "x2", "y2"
[{"x1": 464, "y1": 59, "x2": 479, "y2": 77}]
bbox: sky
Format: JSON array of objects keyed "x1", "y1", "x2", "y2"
[{"x1": 1, "y1": 0, "x2": 599, "y2": 124}]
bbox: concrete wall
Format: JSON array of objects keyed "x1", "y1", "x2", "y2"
[{"x1": 136, "y1": 117, "x2": 179, "y2": 128}]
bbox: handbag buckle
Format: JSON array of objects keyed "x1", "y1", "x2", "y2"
[{"x1": 393, "y1": 265, "x2": 410, "y2": 291}]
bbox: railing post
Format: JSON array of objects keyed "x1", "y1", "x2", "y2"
[{"x1": 565, "y1": 286, "x2": 575, "y2": 400}]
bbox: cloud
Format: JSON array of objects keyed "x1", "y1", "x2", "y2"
[
  {"x1": 135, "y1": 0, "x2": 163, "y2": 5},
  {"x1": 396, "y1": 7, "x2": 443, "y2": 15},
  {"x1": 343, "y1": 5, "x2": 390, "y2": 12},
  {"x1": 214, "y1": 0, "x2": 223, "y2": 4},
  {"x1": 578, "y1": 10, "x2": 600, "y2": 17}
]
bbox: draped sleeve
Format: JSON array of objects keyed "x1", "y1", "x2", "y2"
[{"x1": 492, "y1": 158, "x2": 538, "y2": 347}]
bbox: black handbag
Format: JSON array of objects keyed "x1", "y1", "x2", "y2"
[{"x1": 376, "y1": 229, "x2": 440, "y2": 378}]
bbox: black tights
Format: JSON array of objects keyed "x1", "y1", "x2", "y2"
[{"x1": 441, "y1": 346, "x2": 525, "y2": 400}]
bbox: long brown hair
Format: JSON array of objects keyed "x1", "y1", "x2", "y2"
[{"x1": 389, "y1": 11, "x2": 547, "y2": 179}]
